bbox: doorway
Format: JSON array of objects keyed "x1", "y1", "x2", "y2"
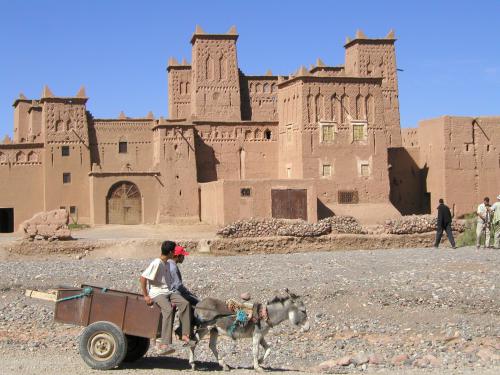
[
  {"x1": 271, "y1": 189, "x2": 307, "y2": 220},
  {"x1": 106, "y1": 181, "x2": 142, "y2": 224},
  {"x1": 0, "y1": 208, "x2": 14, "y2": 233}
]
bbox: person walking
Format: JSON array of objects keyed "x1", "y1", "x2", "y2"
[
  {"x1": 491, "y1": 194, "x2": 500, "y2": 249},
  {"x1": 476, "y1": 197, "x2": 492, "y2": 249},
  {"x1": 434, "y1": 198, "x2": 456, "y2": 249}
]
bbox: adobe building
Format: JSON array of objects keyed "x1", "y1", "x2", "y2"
[
  {"x1": 0, "y1": 26, "x2": 498, "y2": 232},
  {"x1": 390, "y1": 116, "x2": 500, "y2": 217}
]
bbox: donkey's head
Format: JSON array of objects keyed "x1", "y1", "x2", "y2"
[{"x1": 268, "y1": 289, "x2": 310, "y2": 332}]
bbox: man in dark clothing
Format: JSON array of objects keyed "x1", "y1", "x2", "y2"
[{"x1": 434, "y1": 198, "x2": 456, "y2": 248}]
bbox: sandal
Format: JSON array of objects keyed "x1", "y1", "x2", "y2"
[{"x1": 156, "y1": 344, "x2": 175, "y2": 355}]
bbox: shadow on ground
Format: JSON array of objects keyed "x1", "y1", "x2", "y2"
[{"x1": 123, "y1": 356, "x2": 294, "y2": 372}]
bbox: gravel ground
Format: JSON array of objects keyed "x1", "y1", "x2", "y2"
[{"x1": 0, "y1": 246, "x2": 499, "y2": 374}]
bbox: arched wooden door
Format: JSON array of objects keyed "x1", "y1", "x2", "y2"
[{"x1": 107, "y1": 181, "x2": 142, "y2": 224}]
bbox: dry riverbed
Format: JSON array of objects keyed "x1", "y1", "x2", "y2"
[{"x1": 0, "y1": 246, "x2": 498, "y2": 374}]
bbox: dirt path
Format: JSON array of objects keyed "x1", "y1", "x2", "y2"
[{"x1": 0, "y1": 247, "x2": 498, "y2": 374}]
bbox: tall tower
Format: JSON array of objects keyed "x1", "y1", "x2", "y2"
[
  {"x1": 190, "y1": 25, "x2": 242, "y2": 121},
  {"x1": 344, "y1": 30, "x2": 402, "y2": 147}
]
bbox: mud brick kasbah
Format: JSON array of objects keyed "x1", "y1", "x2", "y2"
[{"x1": 0, "y1": 26, "x2": 498, "y2": 231}]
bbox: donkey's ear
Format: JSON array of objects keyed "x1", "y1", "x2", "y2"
[{"x1": 284, "y1": 288, "x2": 298, "y2": 299}]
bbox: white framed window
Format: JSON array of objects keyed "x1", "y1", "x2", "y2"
[
  {"x1": 286, "y1": 125, "x2": 293, "y2": 143},
  {"x1": 351, "y1": 120, "x2": 368, "y2": 142},
  {"x1": 360, "y1": 163, "x2": 370, "y2": 177},
  {"x1": 322, "y1": 164, "x2": 332, "y2": 177},
  {"x1": 319, "y1": 121, "x2": 336, "y2": 143}
]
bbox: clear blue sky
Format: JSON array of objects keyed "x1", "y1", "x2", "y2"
[{"x1": 0, "y1": 0, "x2": 499, "y2": 138}]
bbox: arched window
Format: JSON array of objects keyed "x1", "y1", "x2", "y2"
[
  {"x1": 16, "y1": 151, "x2": 26, "y2": 162},
  {"x1": 264, "y1": 129, "x2": 272, "y2": 140},
  {"x1": 340, "y1": 94, "x2": 350, "y2": 123},
  {"x1": 27, "y1": 151, "x2": 38, "y2": 162},
  {"x1": 55, "y1": 120, "x2": 64, "y2": 132},
  {"x1": 366, "y1": 94, "x2": 375, "y2": 123},
  {"x1": 356, "y1": 94, "x2": 365, "y2": 120},
  {"x1": 263, "y1": 83, "x2": 270, "y2": 93},
  {"x1": 0, "y1": 152, "x2": 7, "y2": 163}
]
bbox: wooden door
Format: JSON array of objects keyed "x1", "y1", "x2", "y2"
[
  {"x1": 271, "y1": 189, "x2": 307, "y2": 220},
  {"x1": 107, "y1": 182, "x2": 142, "y2": 224}
]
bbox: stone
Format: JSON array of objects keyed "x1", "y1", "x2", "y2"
[
  {"x1": 317, "y1": 359, "x2": 337, "y2": 370},
  {"x1": 477, "y1": 348, "x2": 500, "y2": 361},
  {"x1": 20, "y1": 209, "x2": 72, "y2": 241},
  {"x1": 391, "y1": 354, "x2": 409, "y2": 365},
  {"x1": 336, "y1": 355, "x2": 352, "y2": 366},
  {"x1": 368, "y1": 353, "x2": 383, "y2": 365},
  {"x1": 352, "y1": 352, "x2": 369, "y2": 365}
]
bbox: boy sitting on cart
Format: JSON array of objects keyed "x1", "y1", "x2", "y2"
[{"x1": 139, "y1": 240, "x2": 197, "y2": 355}]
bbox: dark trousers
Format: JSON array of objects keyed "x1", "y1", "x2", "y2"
[{"x1": 435, "y1": 224, "x2": 455, "y2": 248}]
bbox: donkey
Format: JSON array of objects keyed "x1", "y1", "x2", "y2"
[{"x1": 187, "y1": 290, "x2": 310, "y2": 372}]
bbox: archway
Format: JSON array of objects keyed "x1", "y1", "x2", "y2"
[{"x1": 106, "y1": 181, "x2": 142, "y2": 224}]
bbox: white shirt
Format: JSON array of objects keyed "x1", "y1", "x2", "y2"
[
  {"x1": 141, "y1": 258, "x2": 172, "y2": 298},
  {"x1": 492, "y1": 202, "x2": 500, "y2": 224},
  {"x1": 477, "y1": 203, "x2": 492, "y2": 224}
]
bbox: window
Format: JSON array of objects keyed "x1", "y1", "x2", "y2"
[
  {"x1": 118, "y1": 141, "x2": 128, "y2": 154},
  {"x1": 286, "y1": 126, "x2": 292, "y2": 143},
  {"x1": 264, "y1": 130, "x2": 272, "y2": 140},
  {"x1": 59, "y1": 206, "x2": 66, "y2": 210},
  {"x1": 69, "y1": 206, "x2": 77, "y2": 215},
  {"x1": 353, "y1": 124, "x2": 365, "y2": 141},
  {"x1": 360, "y1": 163, "x2": 370, "y2": 177},
  {"x1": 322, "y1": 164, "x2": 332, "y2": 177},
  {"x1": 63, "y1": 173, "x2": 71, "y2": 184},
  {"x1": 61, "y1": 146, "x2": 70, "y2": 156},
  {"x1": 322, "y1": 125, "x2": 334, "y2": 142},
  {"x1": 240, "y1": 188, "x2": 251, "y2": 197},
  {"x1": 338, "y1": 190, "x2": 359, "y2": 204}
]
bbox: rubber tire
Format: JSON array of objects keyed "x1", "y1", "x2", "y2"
[
  {"x1": 79, "y1": 321, "x2": 127, "y2": 370},
  {"x1": 123, "y1": 335, "x2": 150, "y2": 362}
]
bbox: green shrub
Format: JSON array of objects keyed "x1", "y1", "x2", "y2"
[
  {"x1": 68, "y1": 223, "x2": 90, "y2": 230},
  {"x1": 456, "y1": 213, "x2": 495, "y2": 247}
]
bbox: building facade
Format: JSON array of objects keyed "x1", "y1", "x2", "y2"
[{"x1": 0, "y1": 26, "x2": 497, "y2": 231}]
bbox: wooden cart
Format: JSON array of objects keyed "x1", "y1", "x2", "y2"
[{"x1": 54, "y1": 284, "x2": 161, "y2": 370}]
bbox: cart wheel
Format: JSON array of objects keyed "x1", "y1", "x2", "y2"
[
  {"x1": 124, "y1": 335, "x2": 150, "y2": 362},
  {"x1": 79, "y1": 321, "x2": 127, "y2": 370}
]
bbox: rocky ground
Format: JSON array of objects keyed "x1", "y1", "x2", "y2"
[{"x1": 0, "y1": 246, "x2": 498, "y2": 374}]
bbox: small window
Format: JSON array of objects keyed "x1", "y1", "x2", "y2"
[
  {"x1": 69, "y1": 206, "x2": 77, "y2": 215},
  {"x1": 59, "y1": 206, "x2": 66, "y2": 210},
  {"x1": 322, "y1": 164, "x2": 332, "y2": 177},
  {"x1": 240, "y1": 188, "x2": 251, "y2": 197},
  {"x1": 286, "y1": 126, "x2": 292, "y2": 143},
  {"x1": 338, "y1": 190, "x2": 359, "y2": 204},
  {"x1": 322, "y1": 125, "x2": 334, "y2": 142},
  {"x1": 118, "y1": 141, "x2": 128, "y2": 154},
  {"x1": 353, "y1": 124, "x2": 365, "y2": 141},
  {"x1": 63, "y1": 172, "x2": 71, "y2": 184},
  {"x1": 264, "y1": 130, "x2": 272, "y2": 140},
  {"x1": 360, "y1": 163, "x2": 370, "y2": 177},
  {"x1": 61, "y1": 146, "x2": 70, "y2": 156}
]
